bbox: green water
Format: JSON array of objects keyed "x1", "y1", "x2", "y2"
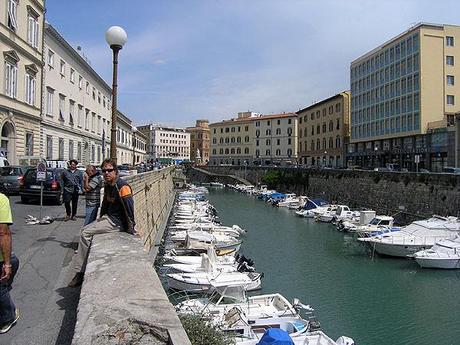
[{"x1": 207, "y1": 189, "x2": 460, "y2": 345}]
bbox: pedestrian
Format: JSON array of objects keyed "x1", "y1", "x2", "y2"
[
  {"x1": 0, "y1": 192, "x2": 20, "y2": 334},
  {"x1": 68, "y1": 158, "x2": 136, "y2": 288},
  {"x1": 83, "y1": 165, "x2": 104, "y2": 226},
  {"x1": 62, "y1": 159, "x2": 83, "y2": 221}
]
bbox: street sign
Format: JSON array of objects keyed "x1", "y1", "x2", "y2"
[
  {"x1": 36, "y1": 162, "x2": 47, "y2": 182},
  {"x1": 414, "y1": 155, "x2": 420, "y2": 164}
]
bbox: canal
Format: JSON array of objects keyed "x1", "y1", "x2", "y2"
[{"x1": 207, "y1": 188, "x2": 460, "y2": 345}]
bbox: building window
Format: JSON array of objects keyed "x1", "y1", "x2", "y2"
[
  {"x1": 446, "y1": 36, "x2": 454, "y2": 47},
  {"x1": 25, "y1": 133, "x2": 33, "y2": 156},
  {"x1": 47, "y1": 50, "x2": 54, "y2": 67},
  {"x1": 4, "y1": 60, "x2": 18, "y2": 98},
  {"x1": 59, "y1": 94, "x2": 65, "y2": 121},
  {"x1": 70, "y1": 68, "x2": 75, "y2": 83},
  {"x1": 446, "y1": 56, "x2": 454, "y2": 66},
  {"x1": 77, "y1": 142, "x2": 82, "y2": 161},
  {"x1": 58, "y1": 138, "x2": 64, "y2": 160},
  {"x1": 60, "y1": 60, "x2": 66, "y2": 75},
  {"x1": 69, "y1": 101, "x2": 75, "y2": 125},
  {"x1": 46, "y1": 135, "x2": 53, "y2": 159},
  {"x1": 46, "y1": 88, "x2": 54, "y2": 115},
  {"x1": 447, "y1": 75, "x2": 455, "y2": 85},
  {"x1": 77, "y1": 105, "x2": 83, "y2": 127},
  {"x1": 288, "y1": 119, "x2": 292, "y2": 124},
  {"x1": 287, "y1": 127, "x2": 292, "y2": 136},
  {"x1": 7, "y1": 0, "x2": 18, "y2": 30},
  {"x1": 69, "y1": 140, "x2": 74, "y2": 159},
  {"x1": 25, "y1": 71, "x2": 36, "y2": 105},
  {"x1": 78, "y1": 75, "x2": 83, "y2": 89},
  {"x1": 266, "y1": 149, "x2": 270, "y2": 156},
  {"x1": 447, "y1": 95, "x2": 455, "y2": 105},
  {"x1": 287, "y1": 148, "x2": 292, "y2": 157},
  {"x1": 27, "y1": 13, "x2": 39, "y2": 48}
]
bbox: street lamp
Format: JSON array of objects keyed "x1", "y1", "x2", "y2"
[
  {"x1": 132, "y1": 126, "x2": 137, "y2": 167},
  {"x1": 105, "y1": 26, "x2": 127, "y2": 163}
]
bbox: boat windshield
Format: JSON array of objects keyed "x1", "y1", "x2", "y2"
[{"x1": 369, "y1": 218, "x2": 380, "y2": 225}]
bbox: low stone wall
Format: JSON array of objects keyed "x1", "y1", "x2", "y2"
[
  {"x1": 72, "y1": 167, "x2": 191, "y2": 345},
  {"x1": 197, "y1": 166, "x2": 460, "y2": 219}
]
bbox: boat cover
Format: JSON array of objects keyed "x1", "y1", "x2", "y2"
[{"x1": 257, "y1": 328, "x2": 294, "y2": 345}]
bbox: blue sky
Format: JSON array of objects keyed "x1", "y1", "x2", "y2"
[{"x1": 46, "y1": 0, "x2": 460, "y2": 127}]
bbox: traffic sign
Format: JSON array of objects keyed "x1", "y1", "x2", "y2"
[{"x1": 36, "y1": 162, "x2": 47, "y2": 182}]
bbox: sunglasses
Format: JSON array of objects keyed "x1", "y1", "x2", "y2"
[{"x1": 102, "y1": 168, "x2": 115, "y2": 173}]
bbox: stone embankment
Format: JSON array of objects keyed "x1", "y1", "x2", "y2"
[
  {"x1": 72, "y1": 167, "x2": 191, "y2": 345},
  {"x1": 191, "y1": 166, "x2": 460, "y2": 219}
]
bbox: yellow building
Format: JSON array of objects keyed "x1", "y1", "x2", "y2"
[
  {"x1": 0, "y1": 0, "x2": 45, "y2": 164},
  {"x1": 349, "y1": 23, "x2": 460, "y2": 171},
  {"x1": 297, "y1": 92, "x2": 350, "y2": 167},
  {"x1": 186, "y1": 119, "x2": 210, "y2": 165},
  {"x1": 210, "y1": 112, "x2": 298, "y2": 166}
]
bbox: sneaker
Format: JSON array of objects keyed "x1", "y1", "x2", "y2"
[
  {"x1": 64, "y1": 215, "x2": 70, "y2": 222},
  {"x1": 0, "y1": 308, "x2": 19, "y2": 334},
  {"x1": 71, "y1": 216, "x2": 77, "y2": 221},
  {"x1": 68, "y1": 272, "x2": 84, "y2": 288}
]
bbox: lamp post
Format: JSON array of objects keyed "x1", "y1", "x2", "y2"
[
  {"x1": 132, "y1": 126, "x2": 137, "y2": 167},
  {"x1": 105, "y1": 26, "x2": 127, "y2": 164}
]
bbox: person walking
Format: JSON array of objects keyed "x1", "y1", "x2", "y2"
[
  {"x1": 62, "y1": 159, "x2": 83, "y2": 221},
  {"x1": 0, "y1": 193, "x2": 20, "y2": 334},
  {"x1": 83, "y1": 165, "x2": 104, "y2": 226},
  {"x1": 68, "y1": 158, "x2": 136, "y2": 288}
]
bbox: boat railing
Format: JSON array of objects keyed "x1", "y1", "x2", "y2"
[{"x1": 378, "y1": 235, "x2": 456, "y2": 247}]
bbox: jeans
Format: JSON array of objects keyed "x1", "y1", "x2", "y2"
[
  {"x1": 0, "y1": 254, "x2": 19, "y2": 325},
  {"x1": 74, "y1": 215, "x2": 121, "y2": 273},
  {"x1": 84, "y1": 205, "x2": 99, "y2": 226},
  {"x1": 64, "y1": 191, "x2": 79, "y2": 217}
]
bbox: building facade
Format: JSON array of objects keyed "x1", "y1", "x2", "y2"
[
  {"x1": 138, "y1": 124, "x2": 190, "y2": 164},
  {"x1": 186, "y1": 119, "x2": 210, "y2": 164},
  {"x1": 43, "y1": 23, "x2": 112, "y2": 166},
  {"x1": 133, "y1": 128, "x2": 147, "y2": 165},
  {"x1": 209, "y1": 112, "x2": 298, "y2": 166},
  {"x1": 116, "y1": 110, "x2": 135, "y2": 165},
  {"x1": 297, "y1": 92, "x2": 350, "y2": 167},
  {"x1": 348, "y1": 23, "x2": 460, "y2": 171},
  {"x1": 0, "y1": 0, "x2": 45, "y2": 164}
]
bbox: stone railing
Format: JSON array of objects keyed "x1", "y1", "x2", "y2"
[{"x1": 72, "y1": 167, "x2": 191, "y2": 345}]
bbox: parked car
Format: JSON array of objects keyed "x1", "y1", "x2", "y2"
[
  {"x1": 0, "y1": 166, "x2": 28, "y2": 195},
  {"x1": 19, "y1": 167, "x2": 65, "y2": 205},
  {"x1": 442, "y1": 167, "x2": 460, "y2": 174},
  {"x1": 117, "y1": 165, "x2": 131, "y2": 177}
]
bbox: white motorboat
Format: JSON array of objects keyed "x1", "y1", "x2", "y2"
[
  {"x1": 210, "y1": 182, "x2": 224, "y2": 188},
  {"x1": 358, "y1": 216, "x2": 460, "y2": 257},
  {"x1": 317, "y1": 205, "x2": 358, "y2": 223},
  {"x1": 295, "y1": 198, "x2": 330, "y2": 217},
  {"x1": 413, "y1": 236, "x2": 460, "y2": 269},
  {"x1": 276, "y1": 194, "x2": 298, "y2": 207},
  {"x1": 167, "y1": 268, "x2": 262, "y2": 292},
  {"x1": 170, "y1": 230, "x2": 239, "y2": 243},
  {"x1": 176, "y1": 285, "x2": 355, "y2": 345}
]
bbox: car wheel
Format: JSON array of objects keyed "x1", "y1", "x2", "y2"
[{"x1": 21, "y1": 196, "x2": 29, "y2": 204}]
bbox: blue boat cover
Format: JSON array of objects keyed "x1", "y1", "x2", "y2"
[{"x1": 257, "y1": 328, "x2": 294, "y2": 345}]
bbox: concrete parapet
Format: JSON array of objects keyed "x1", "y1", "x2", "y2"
[
  {"x1": 72, "y1": 233, "x2": 190, "y2": 345},
  {"x1": 72, "y1": 168, "x2": 191, "y2": 345}
]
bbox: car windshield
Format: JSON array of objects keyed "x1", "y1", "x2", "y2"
[
  {"x1": 24, "y1": 170, "x2": 55, "y2": 182},
  {"x1": 0, "y1": 167, "x2": 22, "y2": 176}
]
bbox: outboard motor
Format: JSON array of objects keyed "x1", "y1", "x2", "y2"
[{"x1": 336, "y1": 336, "x2": 355, "y2": 345}]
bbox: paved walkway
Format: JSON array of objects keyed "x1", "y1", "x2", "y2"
[{"x1": 2, "y1": 195, "x2": 85, "y2": 345}]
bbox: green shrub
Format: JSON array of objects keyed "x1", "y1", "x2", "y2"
[{"x1": 179, "y1": 314, "x2": 234, "y2": 345}]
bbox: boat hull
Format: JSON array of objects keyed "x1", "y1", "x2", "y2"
[
  {"x1": 371, "y1": 242, "x2": 430, "y2": 258},
  {"x1": 415, "y1": 257, "x2": 460, "y2": 269}
]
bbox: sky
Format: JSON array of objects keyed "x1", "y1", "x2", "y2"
[{"x1": 46, "y1": 0, "x2": 460, "y2": 128}]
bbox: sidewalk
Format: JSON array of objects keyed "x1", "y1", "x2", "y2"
[{"x1": 2, "y1": 195, "x2": 85, "y2": 345}]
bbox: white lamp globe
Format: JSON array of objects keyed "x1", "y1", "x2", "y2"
[{"x1": 105, "y1": 26, "x2": 128, "y2": 48}]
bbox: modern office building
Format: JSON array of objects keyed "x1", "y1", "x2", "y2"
[
  {"x1": 348, "y1": 23, "x2": 460, "y2": 171},
  {"x1": 209, "y1": 112, "x2": 298, "y2": 166},
  {"x1": 137, "y1": 124, "x2": 190, "y2": 164},
  {"x1": 186, "y1": 119, "x2": 210, "y2": 165},
  {"x1": 43, "y1": 23, "x2": 113, "y2": 166},
  {"x1": 0, "y1": 0, "x2": 45, "y2": 164},
  {"x1": 297, "y1": 92, "x2": 351, "y2": 167}
]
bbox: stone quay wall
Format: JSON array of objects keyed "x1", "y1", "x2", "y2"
[
  {"x1": 194, "y1": 166, "x2": 460, "y2": 219},
  {"x1": 72, "y1": 167, "x2": 191, "y2": 345}
]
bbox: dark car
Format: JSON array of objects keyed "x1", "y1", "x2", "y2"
[
  {"x1": 19, "y1": 167, "x2": 65, "y2": 205},
  {"x1": 0, "y1": 166, "x2": 28, "y2": 195}
]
